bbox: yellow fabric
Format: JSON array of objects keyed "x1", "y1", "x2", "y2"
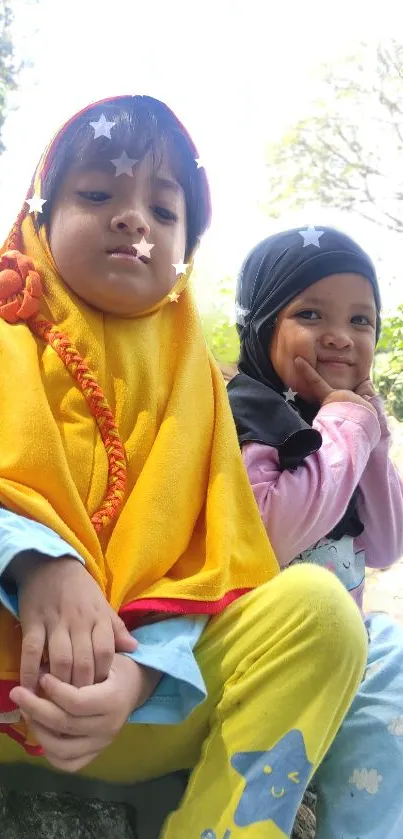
[
  {"x1": 0, "y1": 109, "x2": 278, "y2": 692},
  {"x1": 0, "y1": 566, "x2": 367, "y2": 837}
]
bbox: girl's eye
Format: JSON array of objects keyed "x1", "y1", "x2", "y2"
[
  {"x1": 296, "y1": 310, "x2": 320, "y2": 320},
  {"x1": 78, "y1": 191, "x2": 111, "y2": 203},
  {"x1": 352, "y1": 315, "x2": 371, "y2": 326},
  {"x1": 153, "y1": 205, "x2": 178, "y2": 222}
]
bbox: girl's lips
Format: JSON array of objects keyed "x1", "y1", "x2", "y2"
[
  {"x1": 107, "y1": 249, "x2": 149, "y2": 265},
  {"x1": 107, "y1": 251, "x2": 146, "y2": 265},
  {"x1": 317, "y1": 359, "x2": 352, "y2": 367},
  {"x1": 108, "y1": 251, "x2": 139, "y2": 260}
]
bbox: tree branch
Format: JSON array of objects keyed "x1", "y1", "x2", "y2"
[{"x1": 263, "y1": 38, "x2": 403, "y2": 236}]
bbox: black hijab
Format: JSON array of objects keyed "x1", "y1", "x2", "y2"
[{"x1": 227, "y1": 225, "x2": 381, "y2": 540}]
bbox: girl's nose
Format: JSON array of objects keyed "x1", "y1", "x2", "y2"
[
  {"x1": 321, "y1": 330, "x2": 354, "y2": 350},
  {"x1": 110, "y1": 208, "x2": 151, "y2": 239}
]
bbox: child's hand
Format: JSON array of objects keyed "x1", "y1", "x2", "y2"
[
  {"x1": 9, "y1": 655, "x2": 161, "y2": 773},
  {"x1": 355, "y1": 377, "x2": 377, "y2": 401},
  {"x1": 17, "y1": 558, "x2": 137, "y2": 692},
  {"x1": 293, "y1": 357, "x2": 378, "y2": 416}
]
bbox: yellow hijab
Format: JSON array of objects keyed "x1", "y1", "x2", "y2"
[{"x1": 0, "y1": 97, "x2": 278, "y2": 753}]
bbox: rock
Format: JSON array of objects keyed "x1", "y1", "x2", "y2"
[
  {"x1": 0, "y1": 788, "x2": 138, "y2": 839},
  {"x1": 0, "y1": 769, "x2": 187, "y2": 839},
  {"x1": 0, "y1": 777, "x2": 316, "y2": 839},
  {"x1": 292, "y1": 790, "x2": 316, "y2": 839}
]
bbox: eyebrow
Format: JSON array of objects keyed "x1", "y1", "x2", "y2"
[
  {"x1": 152, "y1": 176, "x2": 182, "y2": 194},
  {"x1": 74, "y1": 164, "x2": 181, "y2": 194},
  {"x1": 76, "y1": 160, "x2": 111, "y2": 173},
  {"x1": 296, "y1": 296, "x2": 376, "y2": 313}
]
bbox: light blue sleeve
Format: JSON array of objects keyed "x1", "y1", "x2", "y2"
[
  {"x1": 0, "y1": 509, "x2": 208, "y2": 725},
  {"x1": 0, "y1": 507, "x2": 84, "y2": 617},
  {"x1": 122, "y1": 615, "x2": 208, "y2": 725}
]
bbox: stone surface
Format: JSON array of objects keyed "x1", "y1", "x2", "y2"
[
  {"x1": 0, "y1": 769, "x2": 187, "y2": 839},
  {"x1": 0, "y1": 788, "x2": 138, "y2": 839},
  {"x1": 0, "y1": 769, "x2": 316, "y2": 838},
  {"x1": 292, "y1": 791, "x2": 316, "y2": 839}
]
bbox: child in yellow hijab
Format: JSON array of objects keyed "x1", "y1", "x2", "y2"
[{"x1": 0, "y1": 95, "x2": 367, "y2": 838}]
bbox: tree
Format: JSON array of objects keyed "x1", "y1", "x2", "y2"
[
  {"x1": 263, "y1": 40, "x2": 403, "y2": 235},
  {"x1": 374, "y1": 304, "x2": 403, "y2": 421},
  {"x1": 197, "y1": 274, "x2": 239, "y2": 363},
  {"x1": 202, "y1": 310, "x2": 239, "y2": 363},
  {"x1": 0, "y1": 1, "x2": 19, "y2": 155}
]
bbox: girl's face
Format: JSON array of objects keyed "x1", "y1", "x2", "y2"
[
  {"x1": 49, "y1": 152, "x2": 187, "y2": 316},
  {"x1": 270, "y1": 273, "x2": 377, "y2": 394}
]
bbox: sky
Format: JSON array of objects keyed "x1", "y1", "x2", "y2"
[{"x1": 1, "y1": 0, "x2": 403, "y2": 316}]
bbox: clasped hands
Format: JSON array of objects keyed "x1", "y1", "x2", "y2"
[{"x1": 9, "y1": 558, "x2": 160, "y2": 772}]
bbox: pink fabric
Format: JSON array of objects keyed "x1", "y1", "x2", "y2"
[{"x1": 243, "y1": 397, "x2": 403, "y2": 610}]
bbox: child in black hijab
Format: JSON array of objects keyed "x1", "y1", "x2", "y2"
[{"x1": 228, "y1": 225, "x2": 403, "y2": 839}]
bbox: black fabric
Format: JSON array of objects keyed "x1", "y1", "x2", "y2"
[
  {"x1": 227, "y1": 226, "x2": 382, "y2": 539},
  {"x1": 228, "y1": 374, "x2": 322, "y2": 470}
]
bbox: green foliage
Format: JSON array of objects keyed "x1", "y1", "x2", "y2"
[
  {"x1": 374, "y1": 365, "x2": 403, "y2": 422},
  {"x1": 198, "y1": 274, "x2": 239, "y2": 362},
  {"x1": 0, "y1": 0, "x2": 18, "y2": 154},
  {"x1": 376, "y1": 304, "x2": 403, "y2": 353},
  {"x1": 374, "y1": 304, "x2": 403, "y2": 420},
  {"x1": 202, "y1": 311, "x2": 239, "y2": 362}
]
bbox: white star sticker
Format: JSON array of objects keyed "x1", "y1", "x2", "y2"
[
  {"x1": 90, "y1": 114, "x2": 116, "y2": 140},
  {"x1": 283, "y1": 387, "x2": 298, "y2": 403},
  {"x1": 110, "y1": 151, "x2": 138, "y2": 177},
  {"x1": 135, "y1": 237, "x2": 154, "y2": 259},
  {"x1": 26, "y1": 194, "x2": 47, "y2": 213},
  {"x1": 233, "y1": 302, "x2": 249, "y2": 326},
  {"x1": 172, "y1": 262, "x2": 188, "y2": 276},
  {"x1": 168, "y1": 291, "x2": 180, "y2": 303},
  {"x1": 298, "y1": 226, "x2": 324, "y2": 248}
]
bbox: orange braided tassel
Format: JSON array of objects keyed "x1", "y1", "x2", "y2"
[
  {"x1": 0, "y1": 244, "x2": 127, "y2": 533},
  {"x1": 30, "y1": 317, "x2": 127, "y2": 531}
]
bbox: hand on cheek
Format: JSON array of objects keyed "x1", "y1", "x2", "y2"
[
  {"x1": 282, "y1": 344, "x2": 317, "y2": 399},
  {"x1": 355, "y1": 377, "x2": 377, "y2": 400},
  {"x1": 291, "y1": 357, "x2": 332, "y2": 404},
  {"x1": 292, "y1": 357, "x2": 378, "y2": 414}
]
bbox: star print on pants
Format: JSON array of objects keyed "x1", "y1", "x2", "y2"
[{"x1": 231, "y1": 729, "x2": 313, "y2": 834}]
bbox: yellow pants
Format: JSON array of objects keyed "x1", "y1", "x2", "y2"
[{"x1": 0, "y1": 565, "x2": 367, "y2": 838}]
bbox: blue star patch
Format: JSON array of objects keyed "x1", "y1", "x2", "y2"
[{"x1": 231, "y1": 729, "x2": 313, "y2": 834}]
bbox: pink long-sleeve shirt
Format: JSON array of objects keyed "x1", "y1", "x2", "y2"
[{"x1": 243, "y1": 397, "x2": 403, "y2": 611}]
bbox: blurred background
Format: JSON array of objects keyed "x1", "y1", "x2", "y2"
[{"x1": 0, "y1": 0, "x2": 402, "y2": 430}]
